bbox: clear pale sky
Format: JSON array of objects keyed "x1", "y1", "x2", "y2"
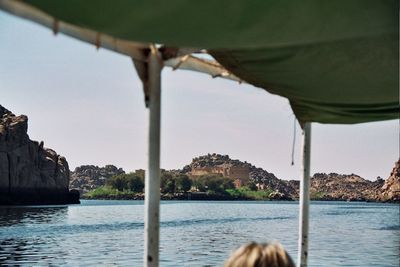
[{"x1": 0, "y1": 11, "x2": 398, "y2": 181}]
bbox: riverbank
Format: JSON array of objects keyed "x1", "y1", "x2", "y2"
[
  {"x1": 71, "y1": 157, "x2": 400, "y2": 204},
  {"x1": 82, "y1": 186, "x2": 293, "y2": 201},
  {"x1": 81, "y1": 188, "x2": 398, "y2": 202},
  {"x1": 83, "y1": 193, "x2": 274, "y2": 201}
]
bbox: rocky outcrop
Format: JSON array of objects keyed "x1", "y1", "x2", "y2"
[
  {"x1": 0, "y1": 105, "x2": 79, "y2": 205},
  {"x1": 380, "y1": 160, "x2": 400, "y2": 202},
  {"x1": 249, "y1": 166, "x2": 297, "y2": 199},
  {"x1": 182, "y1": 153, "x2": 297, "y2": 199},
  {"x1": 181, "y1": 153, "x2": 399, "y2": 202},
  {"x1": 309, "y1": 162, "x2": 400, "y2": 203},
  {"x1": 70, "y1": 165, "x2": 125, "y2": 194},
  {"x1": 309, "y1": 173, "x2": 384, "y2": 202},
  {"x1": 65, "y1": 150, "x2": 399, "y2": 203}
]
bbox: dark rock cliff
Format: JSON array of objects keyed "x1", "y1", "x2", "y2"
[{"x1": 0, "y1": 105, "x2": 79, "y2": 205}]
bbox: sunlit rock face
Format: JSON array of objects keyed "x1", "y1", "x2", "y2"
[
  {"x1": 183, "y1": 153, "x2": 297, "y2": 199},
  {"x1": 380, "y1": 160, "x2": 400, "y2": 203},
  {"x1": 0, "y1": 105, "x2": 79, "y2": 205}
]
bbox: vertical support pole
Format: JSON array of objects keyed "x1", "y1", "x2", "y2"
[
  {"x1": 297, "y1": 122, "x2": 311, "y2": 267},
  {"x1": 144, "y1": 46, "x2": 162, "y2": 267}
]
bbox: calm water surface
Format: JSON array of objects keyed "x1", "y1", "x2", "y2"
[{"x1": 0, "y1": 200, "x2": 399, "y2": 266}]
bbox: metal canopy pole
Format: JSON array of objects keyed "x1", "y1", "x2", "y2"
[
  {"x1": 144, "y1": 46, "x2": 163, "y2": 267},
  {"x1": 297, "y1": 122, "x2": 311, "y2": 267}
]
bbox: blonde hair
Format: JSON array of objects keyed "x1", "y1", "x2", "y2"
[{"x1": 224, "y1": 242, "x2": 295, "y2": 267}]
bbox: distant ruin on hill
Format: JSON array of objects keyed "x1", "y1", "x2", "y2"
[
  {"x1": 189, "y1": 163, "x2": 250, "y2": 188},
  {"x1": 184, "y1": 153, "x2": 251, "y2": 187}
]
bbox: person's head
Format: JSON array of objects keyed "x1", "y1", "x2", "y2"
[{"x1": 224, "y1": 242, "x2": 295, "y2": 267}]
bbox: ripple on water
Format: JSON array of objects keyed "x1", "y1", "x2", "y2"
[
  {"x1": 378, "y1": 225, "x2": 400, "y2": 231},
  {"x1": 0, "y1": 201, "x2": 399, "y2": 266}
]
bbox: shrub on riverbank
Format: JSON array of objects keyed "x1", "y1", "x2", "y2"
[
  {"x1": 226, "y1": 186, "x2": 273, "y2": 200},
  {"x1": 85, "y1": 186, "x2": 139, "y2": 199},
  {"x1": 161, "y1": 172, "x2": 193, "y2": 193},
  {"x1": 310, "y1": 191, "x2": 326, "y2": 200},
  {"x1": 106, "y1": 172, "x2": 144, "y2": 193},
  {"x1": 85, "y1": 171, "x2": 276, "y2": 200}
]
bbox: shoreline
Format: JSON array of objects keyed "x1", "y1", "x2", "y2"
[
  {"x1": 81, "y1": 192, "x2": 399, "y2": 203},
  {"x1": 82, "y1": 192, "x2": 289, "y2": 201},
  {"x1": 0, "y1": 190, "x2": 80, "y2": 205}
]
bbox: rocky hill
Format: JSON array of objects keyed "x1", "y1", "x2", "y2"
[
  {"x1": 0, "y1": 105, "x2": 79, "y2": 205},
  {"x1": 70, "y1": 165, "x2": 125, "y2": 194},
  {"x1": 182, "y1": 153, "x2": 297, "y2": 199},
  {"x1": 310, "y1": 160, "x2": 399, "y2": 202},
  {"x1": 310, "y1": 173, "x2": 384, "y2": 201},
  {"x1": 182, "y1": 153, "x2": 399, "y2": 202},
  {"x1": 67, "y1": 152, "x2": 399, "y2": 203}
]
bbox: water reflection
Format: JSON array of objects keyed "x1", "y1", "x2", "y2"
[
  {"x1": 0, "y1": 206, "x2": 68, "y2": 226},
  {"x1": 0, "y1": 207, "x2": 68, "y2": 265},
  {"x1": 0, "y1": 238, "x2": 68, "y2": 266}
]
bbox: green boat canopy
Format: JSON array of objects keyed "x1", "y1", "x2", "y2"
[{"x1": 1, "y1": 0, "x2": 398, "y2": 124}]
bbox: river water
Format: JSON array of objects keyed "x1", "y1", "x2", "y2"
[{"x1": 0, "y1": 200, "x2": 399, "y2": 266}]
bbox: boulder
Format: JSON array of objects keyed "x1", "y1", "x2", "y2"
[{"x1": 269, "y1": 190, "x2": 291, "y2": 200}]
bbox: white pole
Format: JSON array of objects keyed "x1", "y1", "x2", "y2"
[
  {"x1": 144, "y1": 46, "x2": 162, "y2": 267},
  {"x1": 297, "y1": 122, "x2": 311, "y2": 267}
]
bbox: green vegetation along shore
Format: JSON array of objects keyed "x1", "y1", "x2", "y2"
[{"x1": 83, "y1": 170, "x2": 283, "y2": 201}]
